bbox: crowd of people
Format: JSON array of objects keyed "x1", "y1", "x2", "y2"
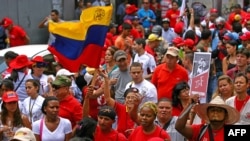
[{"x1": 1, "y1": 0, "x2": 250, "y2": 141}]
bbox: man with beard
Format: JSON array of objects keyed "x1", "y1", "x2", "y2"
[
  {"x1": 161, "y1": 18, "x2": 177, "y2": 45},
  {"x1": 175, "y1": 96, "x2": 240, "y2": 141}
]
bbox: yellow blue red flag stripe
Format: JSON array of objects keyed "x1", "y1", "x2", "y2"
[{"x1": 48, "y1": 6, "x2": 113, "y2": 72}]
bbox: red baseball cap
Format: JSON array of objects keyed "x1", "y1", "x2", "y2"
[
  {"x1": 172, "y1": 37, "x2": 183, "y2": 47},
  {"x1": 210, "y1": 8, "x2": 218, "y2": 13},
  {"x1": 2, "y1": 17, "x2": 13, "y2": 28},
  {"x1": 240, "y1": 32, "x2": 250, "y2": 41},
  {"x1": 178, "y1": 39, "x2": 195, "y2": 49},
  {"x1": 2, "y1": 91, "x2": 19, "y2": 103},
  {"x1": 184, "y1": 39, "x2": 195, "y2": 49}
]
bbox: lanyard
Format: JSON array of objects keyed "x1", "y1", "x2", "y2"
[{"x1": 29, "y1": 97, "x2": 37, "y2": 122}]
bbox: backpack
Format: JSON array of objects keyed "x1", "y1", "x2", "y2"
[{"x1": 191, "y1": 2, "x2": 208, "y2": 20}]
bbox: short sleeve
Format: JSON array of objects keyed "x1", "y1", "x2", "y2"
[
  {"x1": 63, "y1": 118, "x2": 73, "y2": 134},
  {"x1": 32, "y1": 119, "x2": 41, "y2": 135}
]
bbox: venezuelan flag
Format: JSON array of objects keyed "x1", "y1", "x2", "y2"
[{"x1": 48, "y1": 6, "x2": 113, "y2": 72}]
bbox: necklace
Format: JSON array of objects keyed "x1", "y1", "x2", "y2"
[{"x1": 29, "y1": 96, "x2": 38, "y2": 122}]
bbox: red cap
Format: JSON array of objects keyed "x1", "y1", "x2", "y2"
[
  {"x1": 240, "y1": 32, "x2": 250, "y2": 41},
  {"x1": 2, "y1": 17, "x2": 13, "y2": 28},
  {"x1": 210, "y1": 8, "x2": 218, "y2": 13},
  {"x1": 125, "y1": 5, "x2": 138, "y2": 15},
  {"x1": 183, "y1": 39, "x2": 195, "y2": 49},
  {"x1": 2, "y1": 91, "x2": 19, "y2": 103},
  {"x1": 172, "y1": 37, "x2": 183, "y2": 47},
  {"x1": 31, "y1": 56, "x2": 45, "y2": 63},
  {"x1": 9, "y1": 55, "x2": 32, "y2": 69}
]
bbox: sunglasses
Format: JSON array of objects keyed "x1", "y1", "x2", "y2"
[
  {"x1": 34, "y1": 62, "x2": 47, "y2": 68},
  {"x1": 52, "y1": 85, "x2": 64, "y2": 90}
]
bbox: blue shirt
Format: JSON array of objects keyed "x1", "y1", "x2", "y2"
[{"x1": 138, "y1": 8, "x2": 156, "y2": 28}]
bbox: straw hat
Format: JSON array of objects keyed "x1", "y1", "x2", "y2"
[{"x1": 194, "y1": 96, "x2": 240, "y2": 124}]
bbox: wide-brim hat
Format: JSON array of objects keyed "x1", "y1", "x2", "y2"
[
  {"x1": 125, "y1": 4, "x2": 138, "y2": 15},
  {"x1": 194, "y1": 96, "x2": 240, "y2": 124},
  {"x1": 10, "y1": 55, "x2": 32, "y2": 69}
]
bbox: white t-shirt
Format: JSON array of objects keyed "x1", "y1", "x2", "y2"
[
  {"x1": 22, "y1": 95, "x2": 45, "y2": 123},
  {"x1": 32, "y1": 117, "x2": 72, "y2": 141},
  {"x1": 125, "y1": 79, "x2": 157, "y2": 107},
  {"x1": 133, "y1": 52, "x2": 156, "y2": 77}
]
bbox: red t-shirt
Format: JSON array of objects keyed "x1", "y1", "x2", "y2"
[
  {"x1": 59, "y1": 95, "x2": 83, "y2": 128},
  {"x1": 94, "y1": 126, "x2": 127, "y2": 141},
  {"x1": 172, "y1": 105, "x2": 183, "y2": 116},
  {"x1": 165, "y1": 9, "x2": 180, "y2": 28},
  {"x1": 191, "y1": 124, "x2": 224, "y2": 141},
  {"x1": 227, "y1": 10, "x2": 247, "y2": 25},
  {"x1": 128, "y1": 125, "x2": 171, "y2": 141},
  {"x1": 9, "y1": 26, "x2": 27, "y2": 47},
  {"x1": 83, "y1": 87, "x2": 106, "y2": 121},
  {"x1": 235, "y1": 95, "x2": 250, "y2": 112},
  {"x1": 151, "y1": 63, "x2": 189, "y2": 100},
  {"x1": 115, "y1": 102, "x2": 136, "y2": 137}
]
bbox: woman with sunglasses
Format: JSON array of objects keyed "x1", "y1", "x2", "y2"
[
  {"x1": 26, "y1": 56, "x2": 50, "y2": 96},
  {"x1": 22, "y1": 79, "x2": 45, "y2": 123},
  {"x1": 0, "y1": 91, "x2": 31, "y2": 141},
  {"x1": 32, "y1": 96, "x2": 72, "y2": 141}
]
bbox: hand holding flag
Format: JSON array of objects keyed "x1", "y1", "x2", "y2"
[{"x1": 48, "y1": 6, "x2": 113, "y2": 72}]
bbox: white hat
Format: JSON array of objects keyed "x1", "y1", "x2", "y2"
[
  {"x1": 84, "y1": 72, "x2": 93, "y2": 85},
  {"x1": 56, "y1": 69, "x2": 75, "y2": 76},
  {"x1": 10, "y1": 127, "x2": 36, "y2": 141},
  {"x1": 194, "y1": 96, "x2": 240, "y2": 124}
]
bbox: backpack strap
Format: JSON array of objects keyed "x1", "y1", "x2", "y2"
[{"x1": 197, "y1": 124, "x2": 208, "y2": 141}]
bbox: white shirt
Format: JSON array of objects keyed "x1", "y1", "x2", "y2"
[
  {"x1": 226, "y1": 96, "x2": 250, "y2": 125},
  {"x1": 162, "y1": 28, "x2": 177, "y2": 45},
  {"x1": 32, "y1": 117, "x2": 72, "y2": 141},
  {"x1": 155, "y1": 116, "x2": 186, "y2": 141},
  {"x1": 133, "y1": 52, "x2": 156, "y2": 77},
  {"x1": 22, "y1": 95, "x2": 45, "y2": 123},
  {"x1": 125, "y1": 79, "x2": 157, "y2": 107}
]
